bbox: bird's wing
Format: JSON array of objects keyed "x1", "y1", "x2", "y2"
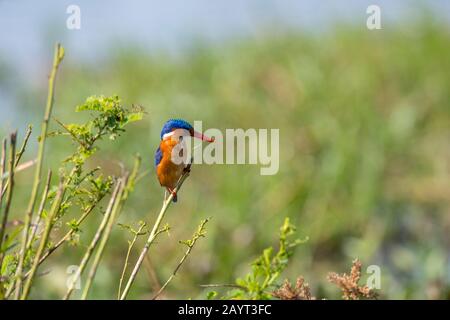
[{"x1": 154, "y1": 146, "x2": 163, "y2": 167}]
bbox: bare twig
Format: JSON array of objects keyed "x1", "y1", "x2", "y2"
[
  {"x1": 15, "y1": 43, "x2": 64, "y2": 298},
  {"x1": 0, "y1": 126, "x2": 32, "y2": 195},
  {"x1": 14, "y1": 126, "x2": 32, "y2": 167},
  {"x1": 152, "y1": 218, "x2": 209, "y2": 300},
  {"x1": 135, "y1": 169, "x2": 151, "y2": 184},
  {"x1": 0, "y1": 139, "x2": 7, "y2": 215},
  {"x1": 199, "y1": 284, "x2": 247, "y2": 290},
  {"x1": 53, "y1": 117, "x2": 88, "y2": 148},
  {"x1": 117, "y1": 222, "x2": 148, "y2": 300},
  {"x1": 119, "y1": 162, "x2": 192, "y2": 300},
  {"x1": 0, "y1": 133, "x2": 17, "y2": 268},
  {"x1": 1, "y1": 159, "x2": 37, "y2": 181},
  {"x1": 144, "y1": 256, "x2": 163, "y2": 295}
]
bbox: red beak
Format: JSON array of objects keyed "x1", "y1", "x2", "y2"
[{"x1": 192, "y1": 130, "x2": 215, "y2": 142}]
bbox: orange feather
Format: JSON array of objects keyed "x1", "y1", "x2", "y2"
[{"x1": 156, "y1": 138, "x2": 185, "y2": 190}]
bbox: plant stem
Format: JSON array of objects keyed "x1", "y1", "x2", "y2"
[
  {"x1": 38, "y1": 201, "x2": 97, "y2": 264},
  {"x1": 119, "y1": 166, "x2": 191, "y2": 300},
  {"x1": 3, "y1": 190, "x2": 104, "y2": 300},
  {"x1": 80, "y1": 175, "x2": 128, "y2": 299},
  {"x1": 152, "y1": 218, "x2": 209, "y2": 300},
  {"x1": 0, "y1": 133, "x2": 17, "y2": 269},
  {"x1": 0, "y1": 126, "x2": 32, "y2": 197},
  {"x1": 1, "y1": 159, "x2": 37, "y2": 182},
  {"x1": 14, "y1": 126, "x2": 32, "y2": 166},
  {"x1": 15, "y1": 43, "x2": 64, "y2": 298},
  {"x1": 81, "y1": 155, "x2": 141, "y2": 299},
  {"x1": 20, "y1": 177, "x2": 63, "y2": 300},
  {"x1": 117, "y1": 222, "x2": 147, "y2": 300},
  {"x1": 63, "y1": 179, "x2": 123, "y2": 300},
  {"x1": 26, "y1": 170, "x2": 52, "y2": 250},
  {"x1": 0, "y1": 139, "x2": 6, "y2": 213},
  {"x1": 198, "y1": 284, "x2": 247, "y2": 289}
]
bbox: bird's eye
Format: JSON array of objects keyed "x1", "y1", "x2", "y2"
[{"x1": 179, "y1": 136, "x2": 183, "y2": 142}]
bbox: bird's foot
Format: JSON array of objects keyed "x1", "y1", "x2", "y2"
[{"x1": 167, "y1": 187, "x2": 177, "y2": 199}]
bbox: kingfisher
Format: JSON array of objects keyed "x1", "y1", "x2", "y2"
[{"x1": 154, "y1": 119, "x2": 214, "y2": 202}]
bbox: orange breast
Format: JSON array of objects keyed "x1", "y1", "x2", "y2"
[{"x1": 156, "y1": 139, "x2": 185, "y2": 189}]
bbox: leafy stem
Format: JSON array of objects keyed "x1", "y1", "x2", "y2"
[
  {"x1": 152, "y1": 218, "x2": 210, "y2": 300},
  {"x1": 119, "y1": 163, "x2": 193, "y2": 300}
]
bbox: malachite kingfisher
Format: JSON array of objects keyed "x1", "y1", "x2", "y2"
[{"x1": 154, "y1": 119, "x2": 214, "y2": 202}]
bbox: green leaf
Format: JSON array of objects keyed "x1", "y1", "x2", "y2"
[
  {"x1": 126, "y1": 112, "x2": 144, "y2": 124},
  {"x1": 1, "y1": 254, "x2": 14, "y2": 276},
  {"x1": 206, "y1": 291, "x2": 217, "y2": 300}
]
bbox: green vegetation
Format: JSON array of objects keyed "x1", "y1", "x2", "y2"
[
  {"x1": 210, "y1": 218, "x2": 308, "y2": 300},
  {"x1": 0, "y1": 16, "x2": 449, "y2": 299}
]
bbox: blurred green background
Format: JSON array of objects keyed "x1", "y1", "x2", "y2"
[{"x1": 0, "y1": 1, "x2": 449, "y2": 299}]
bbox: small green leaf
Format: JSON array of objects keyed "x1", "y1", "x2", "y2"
[
  {"x1": 125, "y1": 112, "x2": 144, "y2": 124},
  {"x1": 206, "y1": 291, "x2": 217, "y2": 300}
]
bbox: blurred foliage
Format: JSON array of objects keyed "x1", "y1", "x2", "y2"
[
  {"x1": 217, "y1": 218, "x2": 307, "y2": 300},
  {"x1": 0, "y1": 16, "x2": 449, "y2": 299}
]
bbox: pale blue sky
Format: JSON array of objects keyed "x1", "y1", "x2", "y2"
[
  {"x1": 1, "y1": 1, "x2": 448, "y2": 73},
  {"x1": 0, "y1": 0, "x2": 449, "y2": 126}
]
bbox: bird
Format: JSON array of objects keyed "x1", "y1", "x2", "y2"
[{"x1": 154, "y1": 119, "x2": 214, "y2": 202}]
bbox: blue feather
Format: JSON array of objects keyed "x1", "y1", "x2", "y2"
[
  {"x1": 160, "y1": 119, "x2": 193, "y2": 140},
  {"x1": 154, "y1": 146, "x2": 163, "y2": 167}
]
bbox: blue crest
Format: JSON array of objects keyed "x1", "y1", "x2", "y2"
[{"x1": 160, "y1": 119, "x2": 193, "y2": 140}]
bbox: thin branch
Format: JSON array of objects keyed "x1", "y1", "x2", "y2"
[
  {"x1": 0, "y1": 133, "x2": 17, "y2": 269},
  {"x1": 152, "y1": 218, "x2": 209, "y2": 300},
  {"x1": 20, "y1": 176, "x2": 63, "y2": 300},
  {"x1": 26, "y1": 170, "x2": 52, "y2": 250},
  {"x1": 0, "y1": 138, "x2": 8, "y2": 294},
  {"x1": 2, "y1": 171, "x2": 52, "y2": 298},
  {"x1": 144, "y1": 255, "x2": 162, "y2": 296},
  {"x1": 14, "y1": 125, "x2": 32, "y2": 167},
  {"x1": 119, "y1": 162, "x2": 192, "y2": 300},
  {"x1": 1, "y1": 159, "x2": 37, "y2": 181},
  {"x1": 199, "y1": 284, "x2": 247, "y2": 290},
  {"x1": 53, "y1": 117, "x2": 88, "y2": 148},
  {"x1": 80, "y1": 175, "x2": 129, "y2": 299},
  {"x1": 4, "y1": 166, "x2": 111, "y2": 299},
  {"x1": 134, "y1": 169, "x2": 151, "y2": 184},
  {"x1": 63, "y1": 179, "x2": 123, "y2": 300},
  {"x1": 15, "y1": 43, "x2": 64, "y2": 298},
  {"x1": 81, "y1": 155, "x2": 141, "y2": 299},
  {"x1": 120, "y1": 223, "x2": 169, "y2": 299},
  {"x1": 0, "y1": 126, "x2": 32, "y2": 196},
  {"x1": 117, "y1": 222, "x2": 147, "y2": 300},
  {"x1": 0, "y1": 139, "x2": 7, "y2": 211},
  {"x1": 38, "y1": 200, "x2": 100, "y2": 264}
]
